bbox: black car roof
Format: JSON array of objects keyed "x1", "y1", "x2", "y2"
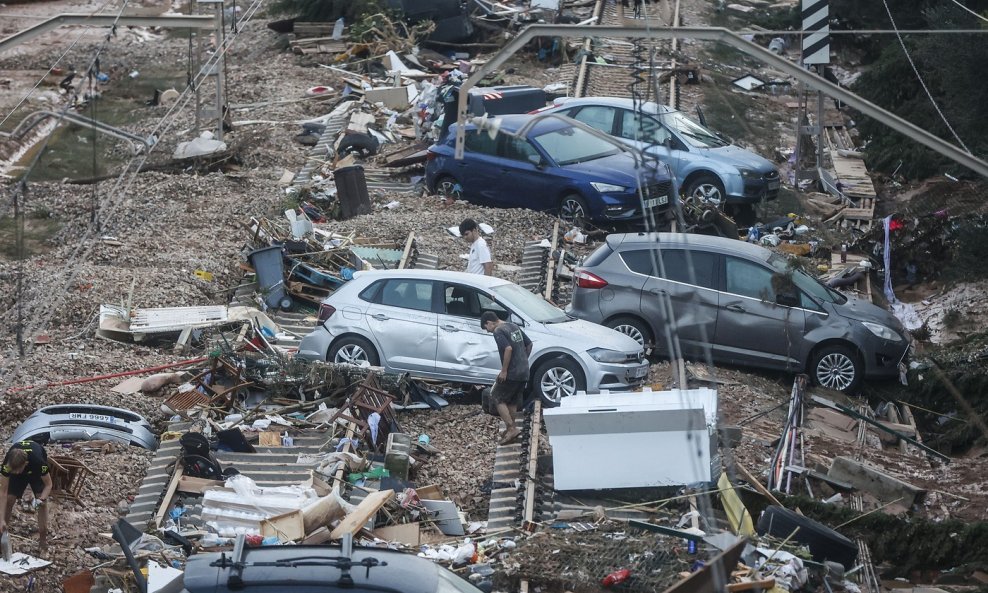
[{"x1": 182, "y1": 545, "x2": 480, "y2": 593}]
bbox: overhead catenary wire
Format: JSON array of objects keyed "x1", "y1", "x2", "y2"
[
  {"x1": 0, "y1": 0, "x2": 267, "y2": 397},
  {"x1": 881, "y1": 0, "x2": 972, "y2": 153},
  {"x1": 0, "y1": 0, "x2": 117, "y2": 131}
]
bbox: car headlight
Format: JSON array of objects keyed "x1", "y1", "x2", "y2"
[
  {"x1": 861, "y1": 321, "x2": 903, "y2": 342},
  {"x1": 587, "y1": 347, "x2": 628, "y2": 363},
  {"x1": 590, "y1": 182, "x2": 626, "y2": 193},
  {"x1": 738, "y1": 168, "x2": 759, "y2": 180}
]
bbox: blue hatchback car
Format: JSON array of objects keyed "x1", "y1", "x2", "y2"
[{"x1": 425, "y1": 114, "x2": 678, "y2": 226}]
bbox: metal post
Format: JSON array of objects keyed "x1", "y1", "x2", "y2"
[
  {"x1": 816, "y1": 65, "x2": 825, "y2": 169},
  {"x1": 214, "y1": 2, "x2": 225, "y2": 141},
  {"x1": 193, "y1": 0, "x2": 201, "y2": 136}
]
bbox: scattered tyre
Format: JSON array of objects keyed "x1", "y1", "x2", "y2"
[
  {"x1": 328, "y1": 336, "x2": 380, "y2": 367},
  {"x1": 338, "y1": 133, "x2": 380, "y2": 157}
]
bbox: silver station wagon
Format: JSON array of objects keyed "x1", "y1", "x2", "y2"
[
  {"x1": 566, "y1": 233, "x2": 910, "y2": 392},
  {"x1": 296, "y1": 269, "x2": 649, "y2": 404}
]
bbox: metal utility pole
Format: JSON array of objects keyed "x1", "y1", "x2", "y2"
[{"x1": 199, "y1": 0, "x2": 226, "y2": 141}]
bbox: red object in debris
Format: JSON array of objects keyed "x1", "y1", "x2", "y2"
[
  {"x1": 601, "y1": 569, "x2": 631, "y2": 588},
  {"x1": 889, "y1": 218, "x2": 906, "y2": 231},
  {"x1": 245, "y1": 534, "x2": 263, "y2": 547}
]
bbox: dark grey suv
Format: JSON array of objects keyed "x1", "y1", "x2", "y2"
[{"x1": 566, "y1": 233, "x2": 910, "y2": 392}]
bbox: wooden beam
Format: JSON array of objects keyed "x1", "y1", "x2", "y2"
[
  {"x1": 397, "y1": 232, "x2": 415, "y2": 270},
  {"x1": 154, "y1": 461, "x2": 184, "y2": 529},
  {"x1": 329, "y1": 489, "x2": 395, "y2": 540}
]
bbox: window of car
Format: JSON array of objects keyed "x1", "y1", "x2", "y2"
[
  {"x1": 531, "y1": 125, "x2": 621, "y2": 166},
  {"x1": 569, "y1": 106, "x2": 618, "y2": 135},
  {"x1": 358, "y1": 281, "x2": 384, "y2": 303},
  {"x1": 619, "y1": 110, "x2": 673, "y2": 146},
  {"x1": 380, "y1": 279, "x2": 434, "y2": 312},
  {"x1": 664, "y1": 110, "x2": 730, "y2": 148},
  {"x1": 490, "y1": 283, "x2": 567, "y2": 324},
  {"x1": 464, "y1": 130, "x2": 497, "y2": 156},
  {"x1": 724, "y1": 257, "x2": 775, "y2": 301},
  {"x1": 444, "y1": 284, "x2": 481, "y2": 318},
  {"x1": 499, "y1": 135, "x2": 541, "y2": 163},
  {"x1": 620, "y1": 249, "x2": 718, "y2": 289}
]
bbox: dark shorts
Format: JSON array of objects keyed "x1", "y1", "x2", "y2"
[
  {"x1": 7, "y1": 474, "x2": 44, "y2": 499},
  {"x1": 492, "y1": 380, "x2": 526, "y2": 407}
]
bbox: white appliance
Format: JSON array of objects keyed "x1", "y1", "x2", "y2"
[{"x1": 542, "y1": 388, "x2": 720, "y2": 490}]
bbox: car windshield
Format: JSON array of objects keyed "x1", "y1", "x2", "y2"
[
  {"x1": 767, "y1": 254, "x2": 847, "y2": 305},
  {"x1": 531, "y1": 125, "x2": 621, "y2": 166},
  {"x1": 665, "y1": 110, "x2": 729, "y2": 148},
  {"x1": 490, "y1": 283, "x2": 569, "y2": 323}
]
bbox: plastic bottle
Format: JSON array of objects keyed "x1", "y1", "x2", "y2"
[
  {"x1": 840, "y1": 242, "x2": 848, "y2": 263},
  {"x1": 332, "y1": 18, "x2": 345, "y2": 40},
  {"x1": 601, "y1": 569, "x2": 631, "y2": 588}
]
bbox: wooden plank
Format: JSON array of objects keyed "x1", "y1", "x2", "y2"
[
  {"x1": 177, "y1": 476, "x2": 224, "y2": 494},
  {"x1": 523, "y1": 401, "x2": 542, "y2": 524},
  {"x1": 154, "y1": 462, "x2": 184, "y2": 529},
  {"x1": 372, "y1": 523, "x2": 421, "y2": 545},
  {"x1": 415, "y1": 484, "x2": 442, "y2": 500},
  {"x1": 329, "y1": 489, "x2": 395, "y2": 540},
  {"x1": 302, "y1": 526, "x2": 333, "y2": 544},
  {"x1": 542, "y1": 221, "x2": 559, "y2": 301},
  {"x1": 261, "y1": 509, "x2": 305, "y2": 541},
  {"x1": 397, "y1": 232, "x2": 415, "y2": 270}
]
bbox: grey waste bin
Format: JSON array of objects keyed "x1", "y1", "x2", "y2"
[
  {"x1": 334, "y1": 165, "x2": 371, "y2": 220},
  {"x1": 248, "y1": 245, "x2": 292, "y2": 310}
]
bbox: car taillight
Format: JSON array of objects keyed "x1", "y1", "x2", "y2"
[
  {"x1": 317, "y1": 304, "x2": 337, "y2": 323},
  {"x1": 575, "y1": 270, "x2": 608, "y2": 289},
  {"x1": 426, "y1": 150, "x2": 438, "y2": 161}
]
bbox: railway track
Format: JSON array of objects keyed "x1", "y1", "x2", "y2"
[{"x1": 486, "y1": 0, "x2": 687, "y2": 541}]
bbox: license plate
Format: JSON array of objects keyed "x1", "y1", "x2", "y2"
[
  {"x1": 69, "y1": 413, "x2": 115, "y2": 424},
  {"x1": 631, "y1": 365, "x2": 649, "y2": 379},
  {"x1": 644, "y1": 196, "x2": 668, "y2": 208},
  {"x1": 768, "y1": 180, "x2": 780, "y2": 190}
]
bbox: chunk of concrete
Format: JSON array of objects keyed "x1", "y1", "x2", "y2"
[{"x1": 827, "y1": 456, "x2": 926, "y2": 507}]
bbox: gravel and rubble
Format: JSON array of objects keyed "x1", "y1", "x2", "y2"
[{"x1": 3, "y1": 0, "x2": 988, "y2": 591}]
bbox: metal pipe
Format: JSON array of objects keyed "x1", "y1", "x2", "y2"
[{"x1": 0, "y1": 14, "x2": 215, "y2": 54}]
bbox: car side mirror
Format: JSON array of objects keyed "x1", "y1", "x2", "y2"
[
  {"x1": 527, "y1": 154, "x2": 543, "y2": 168},
  {"x1": 776, "y1": 292, "x2": 799, "y2": 308}
]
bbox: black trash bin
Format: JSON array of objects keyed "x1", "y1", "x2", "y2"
[{"x1": 334, "y1": 165, "x2": 371, "y2": 220}]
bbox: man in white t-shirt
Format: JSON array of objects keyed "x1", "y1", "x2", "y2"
[{"x1": 460, "y1": 218, "x2": 493, "y2": 275}]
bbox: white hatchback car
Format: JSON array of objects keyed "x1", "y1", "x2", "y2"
[{"x1": 296, "y1": 269, "x2": 649, "y2": 404}]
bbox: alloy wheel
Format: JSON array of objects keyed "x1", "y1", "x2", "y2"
[
  {"x1": 815, "y1": 352, "x2": 856, "y2": 391},
  {"x1": 335, "y1": 344, "x2": 369, "y2": 366},
  {"x1": 540, "y1": 366, "x2": 578, "y2": 404}
]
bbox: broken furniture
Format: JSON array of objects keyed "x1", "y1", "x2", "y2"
[
  {"x1": 48, "y1": 456, "x2": 94, "y2": 504},
  {"x1": 543, "y1": 388, "x2": 719, "y2": 490},
  {"x1": 189, "y1": 355, "x2": 254, "y2": 410},
  {"x1": 326, "y1": 373, "x2": 400, "y2": 453}
]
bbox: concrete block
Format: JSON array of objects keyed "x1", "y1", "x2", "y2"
[{"x1": 827, "y1": 456, "x2": 926, "y2": 507}]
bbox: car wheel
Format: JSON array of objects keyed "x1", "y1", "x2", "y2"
[
  {"x1": 684, "y1": 174, "x2": 725, "y2": 207},
  {"x1": 435, "y1": 176, "x2": 462, "y2": 201},
  {"x1": 606, "y1": 316, "x2": 652, "y2": 348},
  {"x1": 328, "y1": 336, "x2": 380, "y2": 367},
  {"x1": 532, "y1": 356, "x2": 586, "y2": 407},
  {"x1": 810, "y1": 344, "x2": 861, "y2": 392},
  {"x1": 559, "y1": 194, "x2": 588, "y2": 225}
]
